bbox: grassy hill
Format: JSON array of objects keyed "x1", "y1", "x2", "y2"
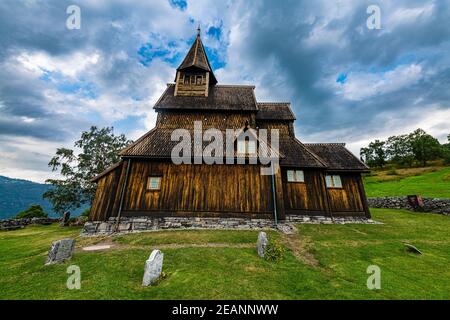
[
  {"x1": 1, "y1": 208, "x2": 450, "y2": 299},
  {"x1": 364, "y1": 166, "x2": 450, "y2": 198}
]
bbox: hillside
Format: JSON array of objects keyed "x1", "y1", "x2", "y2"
[
  {"x1": 364, "y1": 166, "x2": 450, "y2": 198},
  {"x1": 0, "y1": 176, "x2": 88, "y2": 219},
  {"x1": 0, "y1": 176, "x2": 55, "y2": 219}
]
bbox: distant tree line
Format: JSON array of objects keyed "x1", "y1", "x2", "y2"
[{"x1": 360, "y1": 129, "x2": 450, "y2": 168}]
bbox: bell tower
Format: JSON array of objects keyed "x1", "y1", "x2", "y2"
[{"x1": 174, "y1": 26, "x2": 217, "y2": 97}]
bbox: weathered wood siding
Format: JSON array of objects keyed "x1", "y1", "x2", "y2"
[
  {"x1": 120, "y1": 161, "x2": 274, "y2": 218},
  {"x1": 282, "y1": 169, "x2": 329, "y2": 215},
  {"x1": 175, "y1": 71, "x2": 209, "y2": 97},
  {"x1": 326, "y1": 173, "x2": 365, "y2": 215},
  {"x1": 90, "y1": 161, "x2": 127, "y2": 221},
  {"x1": 156, "y1": 111, "x2": 255, "y2": 130}
]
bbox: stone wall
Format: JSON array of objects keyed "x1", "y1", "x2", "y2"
[
  {"x1": 368, "y1": 197, "x2": 450, "y2": 216},
  {"x1": 81, "y1": 215, "x2": 379, "y2": 236},
  {"x1": 0, "y1": 217, "x2": 60, "y2": 231}
]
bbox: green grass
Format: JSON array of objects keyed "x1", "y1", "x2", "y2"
[
  {"x1": 364, "y1": 166, "x2": 450, "y2": 198},
  {"x1": 1, "y1": 209, "x2": 450, "y2": 299}
]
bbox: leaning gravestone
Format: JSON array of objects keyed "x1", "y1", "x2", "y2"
[
  {"x1": 45, "y1": 239, "x2": 75, "y2": 265},
  {"x1": 257, "y1": 231, "x2": 268, "y2": 258},
  {"x1": 142, "y1": 250, "x2": 164, "y2": 286},
  {"x1": 60, "y1": 211, "x2": 71, "y2": 227}
]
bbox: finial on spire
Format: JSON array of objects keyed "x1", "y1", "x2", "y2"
[{"x1": 197, "y1": 24, "x2": 201, "y2": 37}]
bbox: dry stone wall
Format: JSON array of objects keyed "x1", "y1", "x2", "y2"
[{"x1": 368, "y1": 197, "x2": 450, "y2": 216}]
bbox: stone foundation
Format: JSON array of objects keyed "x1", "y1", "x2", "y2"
[
  {"x1": 81, "y1": 215, "x2": 380, "y2": 236},
  {"x1": 368, "y1": 197, "x2": 450, "y2": 216}
]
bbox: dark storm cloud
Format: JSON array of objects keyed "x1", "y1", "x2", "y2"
[{"x1": 232, "y1": 0, "x2": 450, "y2": 144}]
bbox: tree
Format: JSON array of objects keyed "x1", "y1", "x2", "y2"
[
  {"x1": 360, "y1": 140, "x2": 386, "y2": 168},
  {"x1": 385, "y1": 134, "x2": 414, "y2": 167},
  {"x1": 408, "y1": 129, "x2": 441, "y2": 166},
  {"x1": 442, "y1": 134, "x2": 450, "y2": 165},
  {"x1": 16, "y1": 204, "x2": 48, "y2": 219},
  {"x1": 44, "y1": 126, "x2": 132, "y2": 215}
]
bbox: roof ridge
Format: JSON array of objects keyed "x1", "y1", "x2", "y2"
[
  {"x1": 304, "y1": 142, "x2": 346, "y2": 146},
  {"x1": 167, "y1": 83, "x2": 255, "y2": 89},
  {"x1": 257, "y1": 102, "x2": 291, "y2": 105},
  {"x1": 292, "y1": 138, "x2": 327, "y2": 168},
  {"x1": 215, "y1": 84, "x2": 256, "y2": 88}
]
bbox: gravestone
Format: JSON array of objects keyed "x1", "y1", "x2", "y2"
[
  {"x1": 257, "y1": 232, "x2": 268, "y2": 258},
  {"x1": 45, "y1": 239, "x2": 75, "y2": 265},
  {"x1": 60, "y1": 211, "x2": 71, "y2": 227},
  {"x1": 142, "y1": 250, "x2": 164, "y2": 286}
]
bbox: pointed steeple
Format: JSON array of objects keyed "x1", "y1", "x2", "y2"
[{"x1": 176, "y1": 27, "x2": 217, "y2": 85}]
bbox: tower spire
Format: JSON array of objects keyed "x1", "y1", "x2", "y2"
[{"x1": 197, "y1": 24, "x2": 201, "y2": 37}]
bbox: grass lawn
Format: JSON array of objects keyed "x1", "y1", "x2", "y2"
[
  {"x1": 364, "y1": 166, "x2": 450, "y2": 198},
  {"x1": 1, "y1": 208, "x2": 450, "y2": 299}
]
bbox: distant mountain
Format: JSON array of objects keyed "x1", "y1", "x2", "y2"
[{"x1": 0, "y1": 176, "x2": 86, "y2": 219}]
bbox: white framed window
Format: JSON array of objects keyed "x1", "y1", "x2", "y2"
[
  {"x1": 237, "y1": 139, "x2": 257, "y2": 155},
  {"x1": 326, "y1": 175, "x2": 342, "y2": 188},
  {"x1": 247, "y1": 140, "x2": 256, "y2": 154},
  {"x1": 287, "y1": 170, "x2": 305, "y2": 183},
  {"x1": 237, "y1": 140, "x2": 246, "y2": 154},
  {"x1": 147, "y1": 177, "x2": 161, "y2": 190}
]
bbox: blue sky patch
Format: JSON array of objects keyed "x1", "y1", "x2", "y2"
[
  {"x1": 138, "y1": 43, "x2": 179, "y2": 67},
  {"x1": 207, "y1": 25, "x2": 222, "y2": 41},
  {"x1": 205, "y1": 46, "x2": 226, "y2": 70},
  {"x1": 169, "y1": 0, "x2": 187, "y2": 11},
  {"x1": 336, "y1": 73, "x2": 347, "y2": 84}
]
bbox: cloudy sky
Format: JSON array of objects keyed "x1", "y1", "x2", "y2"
[{"x1": 0, "y1": 0, "x2": 449, "y2": 183}]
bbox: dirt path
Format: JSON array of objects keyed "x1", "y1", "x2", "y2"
[
  {"x1": 281, "y1": 233, "x2": 320, "y2": 268},
  {"x1": 78, "y1": 241, "x2": 254, "y2": 252}
]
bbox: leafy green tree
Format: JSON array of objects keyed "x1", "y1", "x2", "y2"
[
  {"x1": 385, "y1": 134, "x2": 414, "y2": 167},
  {"x1": 408, "y1": 129, "x2": 441, "y2": 166},
  {"x1": 442, "y1": 134, "x2": 450, "y2": 165},
  {"x1": 44, "y1": 127, "x2": 132, "y2": 215},
  {"x1": 360, "y1": 140, "x2": 386, "y2": 168},
  {"x1": 16, "y1": 204, "x2": 48, "y2": 219}
]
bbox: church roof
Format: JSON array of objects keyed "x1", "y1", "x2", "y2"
[
  {"x1": 256, "y1": 103, "x2": 296, "y2": 121},
  {"x1": 177, "y1": 29, "x2": 217, "y2": 85},
  {"x1": 304, "y1": 143, "x2": 369, "y2": 171},
  {"x1": 154, "y1": 84, "x2": 258, "y2": 111},
  {"x1": 119, "y1": 128, "x2": 326, "y2": 168}
]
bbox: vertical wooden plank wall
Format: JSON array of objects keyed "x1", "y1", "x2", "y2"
[{"x1": 121, "y1": 161, "x2": 274, "y2": 218}]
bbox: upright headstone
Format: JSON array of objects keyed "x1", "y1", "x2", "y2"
[
  {"x1": 45, "y1": 239, "x2": 75, "y2": 265},
  {"x1": 142, "y1": 250, "x2": 164, "y2": 286},
  {"x1": 257, "y1": 231, "x2": 268, "y2": 258},
  {"x1": 61, "y1": 211, "x2": 71, "y2": 227}
]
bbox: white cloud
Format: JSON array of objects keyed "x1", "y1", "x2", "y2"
[
  {"x1": 385, "y1": 3, "x2": 435, "y2": 32},
  {"x1": 336, "y1": 64, "x2": 423, "y2": 101},
  {"x1": 17, "y1": 51, "x2": 100, "y2": 78}
]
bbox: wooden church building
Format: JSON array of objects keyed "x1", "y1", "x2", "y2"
[{"x1": 89, "y1": 29, "x2": 370, "y2": 223}]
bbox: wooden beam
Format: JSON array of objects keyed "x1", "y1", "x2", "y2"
[
  {"x1": 273, "y1": 165, "x2": 286, "y2": 221},
  {"x1": 357, "y1": 174, "x2": 371, "y2": 218}
]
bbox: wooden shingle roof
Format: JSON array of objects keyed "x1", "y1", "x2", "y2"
[
  {"x1": 304, "y1": 143, "x2": 369, "y2": 171},
  {"x1": 256, "y1": 103, "x2": 296, "y2": 121},
  {"x1": 154, "y1": 84, "x2": 258, "y2": 111},
  {"x1": 120, "y1": 128, "x2": 326, "y2": 168},
  {"x1": 177, "y1": 32, "x2": 217, "y2": 84}
]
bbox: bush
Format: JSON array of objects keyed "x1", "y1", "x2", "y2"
[
  {"x1": 264, "y1": 241, "x2": 286, "y2": 262},
  {"x1": 15, "y1": 205, "x2": 48, "y2": 219},
  {"x1": 81, "y1": 207, "x2": 91, "y2": 217}
]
